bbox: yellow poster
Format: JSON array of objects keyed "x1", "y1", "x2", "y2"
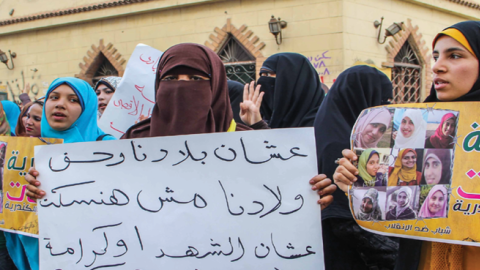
[
  {"x1": 0, "y1": 136, "x2": 61, "y2": 236},
  {"x1": 350, "y1": 102, "x2": 480, "y2": 246}
]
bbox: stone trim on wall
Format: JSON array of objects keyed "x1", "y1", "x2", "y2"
[
  {"x1": 382, "y1": 19, "x2": 432, "y2": 98},
  {"x1": 446, "y1": 0, "x2": 480, "y2": 10},
  {"x1": 75, "y1": 39, "x2": 126, "y2": 85},
  {"x1": 205, "y1": 18, "x2": 267, "y2": 76},
  {"x1": 0, "y1": 0, "x2": 151, "y2": 26}
]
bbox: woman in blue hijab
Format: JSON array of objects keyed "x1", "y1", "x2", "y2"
[
  {"x1": 41, "y1": 77, "x2": 115, "y2": 143},
  {"x1": 1, "y1": 100, "x2": 20, "y2": 134},
  {"x1": 8, "y1": 77, "x2": 115, "y2": 270}
]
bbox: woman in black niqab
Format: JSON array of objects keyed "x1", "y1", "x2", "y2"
[
  {"x1": 256, "y1": 53, "x2": 325, "y2": 128},
  {"x1": 227, "y1": 80, "x2": 245, "y2": 124},
  {"x1": 314, "y1": 65, "x2": 398, "y2": 269}
]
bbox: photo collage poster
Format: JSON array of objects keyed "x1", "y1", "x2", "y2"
[{"x1": 349, "y1": 102, "x2": 480, "y2": 246}]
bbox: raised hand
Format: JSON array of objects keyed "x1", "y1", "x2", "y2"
[{"x1": 239, "y1": 81, "x2": 264, "y2": 126}]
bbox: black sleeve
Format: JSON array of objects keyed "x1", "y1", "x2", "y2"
[{"x1": 249, "y1": 120, "x2": 270, "y2": 130}]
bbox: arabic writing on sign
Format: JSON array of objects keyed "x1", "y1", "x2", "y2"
[
  {"x1": 38, "y1": 180, "x2": 304, "y2": 219},
  {"x1": 43, "y1": 224, "x2": 316, "y2": 270},
  {"x1": 112, "y1": 95, "x2": 153, "y2": 118},
  {"x1": 139, "y1": 54, "x2": 160, "y2": 74},
  {"x1": 36, "y1": 128, "x2": 323, "y2": 269},
  {"x1": 5, "y1": 151, "x2": 36, "y2": 205},
  {"x1": 47, "y1": 138, "x2": 307, "y2": 172}
]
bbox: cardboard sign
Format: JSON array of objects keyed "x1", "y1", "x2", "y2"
[
  {"x1": 36, "y1": 128, "x2": 324, "y2": 269},
  {"x1": 350, "y1": 102, "x2": 480, "y2": 246},
  {"x1": 98, "y1": 44, "x2": 163, "y2": 138}
]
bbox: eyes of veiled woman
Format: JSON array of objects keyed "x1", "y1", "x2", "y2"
[{"x1": 161, "y1": 75, "x2": 210, "y2": 81}]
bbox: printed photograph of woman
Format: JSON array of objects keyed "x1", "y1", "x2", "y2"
[
  {"x1": 353, "y1": 108, "x2": 393, "y2": 148},
  {"x1": 354, "y1": 187, "x2": 386, "y2": 221},
  {"x1": 425, "y1": 111, "x2": 458, "y2": 149},
  {"x1": 388, "y1": 148, "x2": 424, "y2": 186},
  {"x1": 421, "y1": 149, "x2": 453, "y2": 185},
  {"x1": 386, "y1": 186, "x2": 419, "y2": 220},
  {"x1": 418, "y1": 185, "x2": 449, "y2": 218},
  {"x1": 354, "y1": 148, "x2": 389, "y2": 187},
  {"x1": 393, "y1": 109, "x2": 427, "y2": 149}
]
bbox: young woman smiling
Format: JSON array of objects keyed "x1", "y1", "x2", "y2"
[{"x1": 388, "y1": 149, "x2": 422, "y2": 186}]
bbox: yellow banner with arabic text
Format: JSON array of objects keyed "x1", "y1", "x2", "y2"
[{"x1": 0, "y1": 136, "x2": 62, "y2": 236}]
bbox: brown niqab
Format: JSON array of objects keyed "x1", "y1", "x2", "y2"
[{"x1": 123, "y1": 43, "x2": 249, "y2": 139}]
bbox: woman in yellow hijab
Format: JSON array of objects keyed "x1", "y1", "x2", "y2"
[{"x1": 388, "y1": 148, "x2": 422, "y2": 186}]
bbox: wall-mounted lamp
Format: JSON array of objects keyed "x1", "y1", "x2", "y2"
[
  {"x1": 374, "y1": 17, "x2": 404, "y2": 44},
  {"x1": 0, "y1": 50, "x2": 16, "y2": 70},
  {"x1": 268, "y1": 15, "x2": 287, "y2": 45}
]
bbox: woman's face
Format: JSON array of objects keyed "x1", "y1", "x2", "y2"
[
  {"x1": 366, "y1": 153, "x2": 380, "y2": 176},
  {"x1": 428, "y1": 190, "x2": 445, "y2": 214},
  {"x1": 432, "y1": 36, "x2": 479, "y2": 101},
  {"x1": 45, "y1": 84, "x2": 83, "y2": 131},
  {"x1": 362, "y1": 123, "x2": 386, "y2": 144},
  {"x1": 260, "y1": 71, "x2": 277, "y2": 77},
  {"x1": 25, "y1": 103, "x2": 42, "y2": 137},
  {"x1": 424, "y1": 156, "x2": 443, "y2": 185},
  {"x1": 96, "y1": 83, "x2": 115, "y2": 114},
  {"x1": 362, "y1": 198, "x2": 373, "y2": 213},
  {"x1": 401, "y1": 151, "x2": 416, "y2": 169},
  {"x1": 397, "y1": 191, "x2": 408, "y2": 207},
  {"x1": 400, "y1": 116, "x2": 415, "y2": 138},
  {"x1": 442, "y1": 118, "x2": 455, "y2": 137}
]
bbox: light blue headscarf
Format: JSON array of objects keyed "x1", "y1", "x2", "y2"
[
  {"x1": 41, "y1": 77, "x2": 116, "y2": 143},
  {"x1": 1, "y1": 100, "x2": 20, "y2": 134}
]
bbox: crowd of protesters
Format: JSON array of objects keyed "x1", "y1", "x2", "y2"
[{"x1": 0, "y1": 20, "x2": 476, "y2": 270}]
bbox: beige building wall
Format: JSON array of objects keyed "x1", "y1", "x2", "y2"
[
  {"x1": 343, "y1": 0, "x2": 478, "y2": 99},
  {"x1": 0, "y1": 0, "x2": 477, "y2": 101}
]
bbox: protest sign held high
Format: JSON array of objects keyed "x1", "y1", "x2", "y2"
[
  {"x1": 98, "y1": 44, "x2": 163, "y2": 138},
  {"x1": 36, "y1": 128, "x2": 324, "y2": 269}
]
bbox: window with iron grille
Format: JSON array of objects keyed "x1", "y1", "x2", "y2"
[
  {"x1": 218, "y1": 35, "x2": 256, "y2": 84},
  {"x1": 92, "y1": 54, "x2": 119, "y2": 86},
  {"x1": 391, "y1": 40, "x2": 422, "y2": 104}
]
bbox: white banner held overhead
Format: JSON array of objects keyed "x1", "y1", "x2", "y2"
[
  {"x1": 36, "y1": 128, "x2": 324, "y2": 270},
  {"x1": 98, "y1": 44, "x2": 163, "y2": 138}
]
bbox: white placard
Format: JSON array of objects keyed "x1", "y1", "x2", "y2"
[
  {"x1": 98, "y1": 44, "x2": 163, "y2": 138},
  {"x1": 36, "y1": 128, "x2": 324, "y2": 269}
]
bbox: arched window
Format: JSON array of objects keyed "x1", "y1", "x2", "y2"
[
  {"x1": 205, "y1": 19, "x2": 266, "y2": 85},
  {"x1": 218, "y1": 35, "x2": 256, "y2": 84},
  {"x1": 391, "y1": 40, "x2": 422, "y2": 103},
  {"x1": 382, "y1": 20, "x2": 432, "y2": 104},
  {"x1": 92, "y1": 55, "x2": 119, "y2": 86},
  {"x1": 76, "y1": 39, "x2": 125, "y2": 86}
]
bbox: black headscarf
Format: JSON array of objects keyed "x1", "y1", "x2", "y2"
[
  {"x1": 256, "y1": 53, "x2": 325, "y2": 128},
  {"x1": 227, "y1": 80, "x2": 244, "y2": 124},
  {"x1": 425, "y1": 20, "x2": 480, "y2": 102},
  {"x1": 314, "y1": 65, "x2": 392, "y2": 220}
]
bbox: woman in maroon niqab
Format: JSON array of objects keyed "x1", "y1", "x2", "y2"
[{"x1": 123, "y1": 43, "x2": 250, "y2": 139}]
